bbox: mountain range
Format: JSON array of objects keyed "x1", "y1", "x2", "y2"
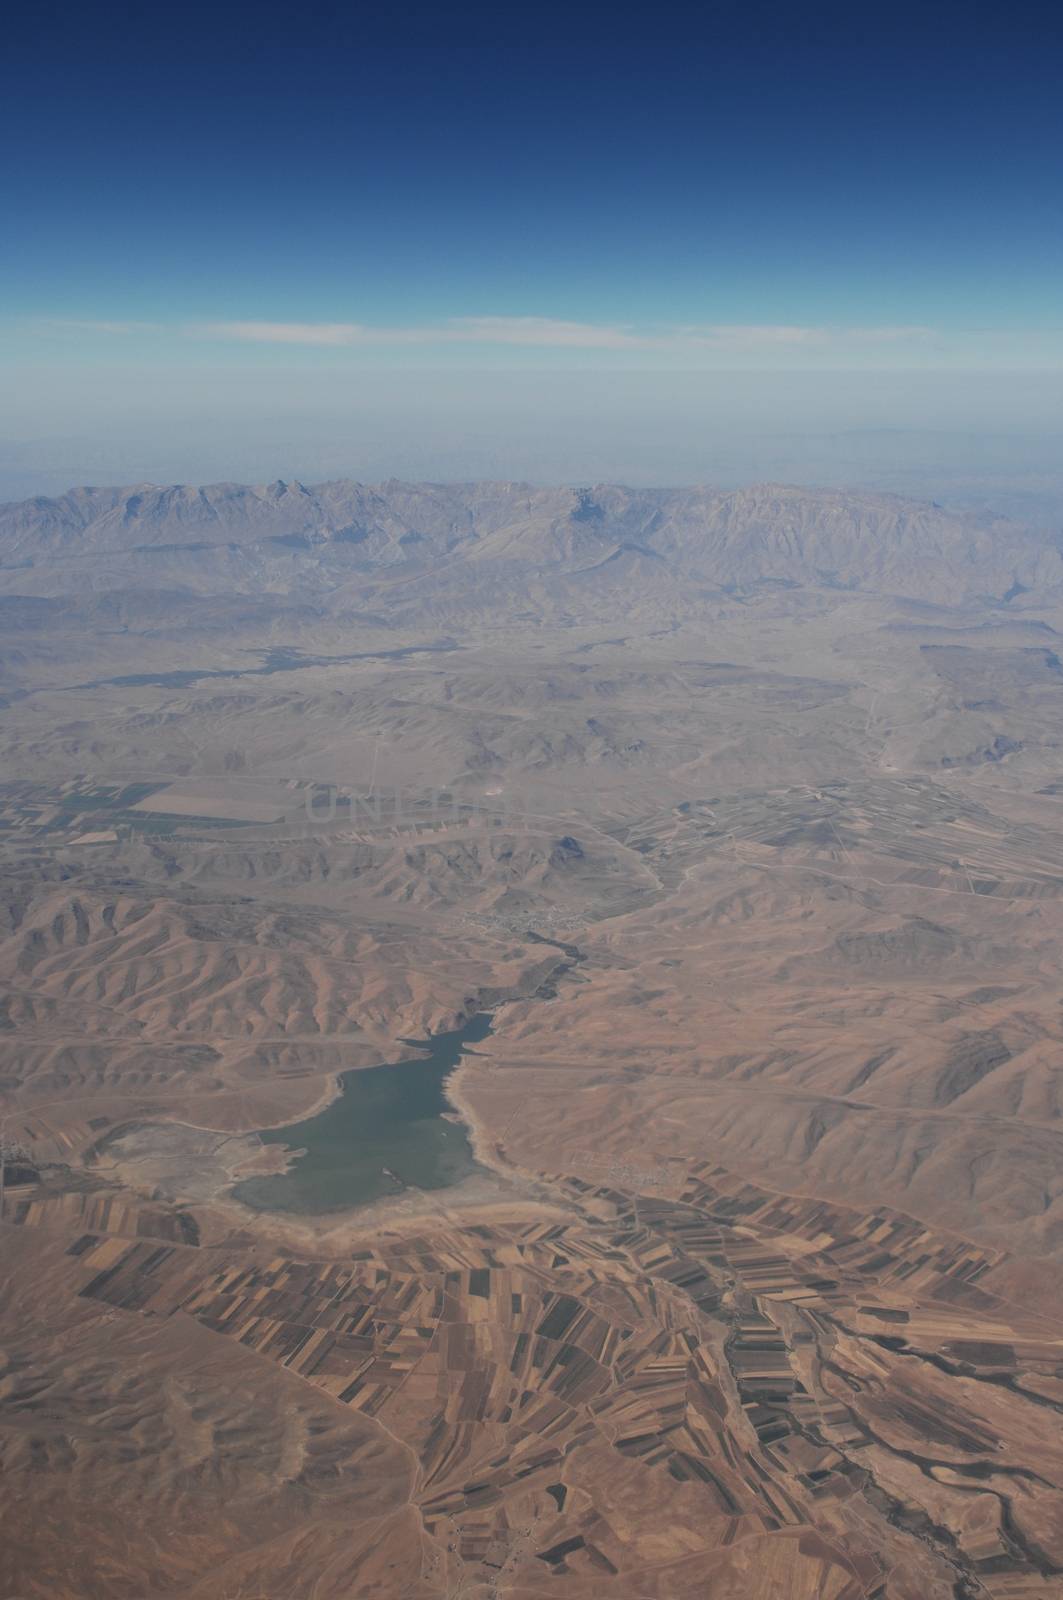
[{"x1": 2, "y1": 479, "x2": 1060, "y2": 609}]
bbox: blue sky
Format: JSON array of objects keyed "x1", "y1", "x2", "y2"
[{"x1": 3, "y1": 0, "x2": 1062, "y2": 493}]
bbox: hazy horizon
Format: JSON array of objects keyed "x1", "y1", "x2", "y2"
[{"x1": 5, "y1": 367, "x2": 1063, "y2": 526}]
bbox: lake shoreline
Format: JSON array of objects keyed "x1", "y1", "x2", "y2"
[{"x1": 231, "y1": 935, "x2": 584, "y2": 1219}]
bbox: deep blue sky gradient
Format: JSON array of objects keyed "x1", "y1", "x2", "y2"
[
  {"x1": 7, "y1": 0, "x2": 1061, "y2": 328},
  {"x1": 3, "y1": 0, "x2": 1062, "y2": 496}
]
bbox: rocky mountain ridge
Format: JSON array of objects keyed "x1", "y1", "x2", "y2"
[{"x1": 2, "y1": 478, "x2": 1060, "y2": 605}]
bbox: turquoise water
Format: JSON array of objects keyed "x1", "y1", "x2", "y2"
[{"x1": 232, "y1": 1011, "x2": 494, "y2": 1214}]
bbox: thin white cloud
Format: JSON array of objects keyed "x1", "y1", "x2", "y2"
[
  {"x1": 187, "y1": 321, "x2": 372, "y2": 346},
  {"x1": 185, "y1": 316, "x2": 645, "y2": 348},
  {"x1": 183, "y1": 317, "x2": 936, "y2": 351},
  {"x1": 34, "y1": 314, "x2": 940, "y2": 353},
  {"x1": 441, "y1": 316, "x2": 644, "y2": 348}
]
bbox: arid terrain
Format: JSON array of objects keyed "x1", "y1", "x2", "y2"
[{"x1": 3, "y1": 478, "x2": 1063, "y2": 1598}]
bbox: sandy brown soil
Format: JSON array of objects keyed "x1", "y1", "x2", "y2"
[{"x1": 3, "y1": 480, "x2": 1063, "y2": 1596}]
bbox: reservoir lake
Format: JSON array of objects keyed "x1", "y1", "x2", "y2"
[{"x1": 232, "y1": 1011, "x2": 494, "y2": 1214}]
